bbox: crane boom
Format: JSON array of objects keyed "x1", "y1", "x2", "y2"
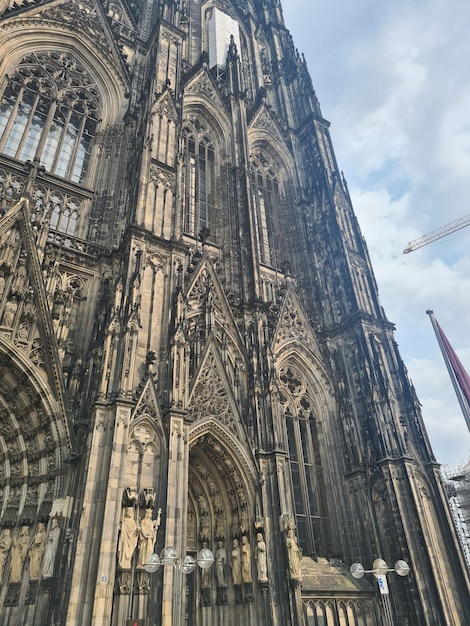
[{"x1": 403, "y1": 213, "x2": 470, "y2": 254}]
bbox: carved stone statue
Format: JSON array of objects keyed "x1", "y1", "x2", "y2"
[
  {"x1": 137, "y1": 509, "x2": 156, "y2": 568},
  {"x1": 118, "y1": 507, "x2": 138, "y2": 569},
  {"x1": 215, "y1": 541, "x2": 226, "y2": 587},
  {"x1": 241, "y1": 535, "x2": 252, "y2": 583},
  {"x1": 3, "y1": 296, "x2": 17, "y2": 327},
  {"x1": 285, "y1": 529, "x2": 302, "y2": 581},
  {"x1": 43, "y1": 519, "x2": 60, "y2": 578},
  {"x1": 125, "y1": 487, "x2": 139, "y2": 507},
  {"x1": 0, "y1": 528, "x2": 12, "y2": 581},
  {"x1": 9, "y1": 526, "x2": 30, "y2": 583},
  {"x1": 29, "y1": 522, "x2": 47, "y2": 580},
  {"x1": 256, "y1": 533, "x2": 268, "y2": 582},
  {"x1": 141, "y1": 487, "x2": 156, "y2": 509},
  {"x1": 230, "y1": 538, "x2": 241, "y2": 585},
  {"x1": 0, "y1": 271, "x2": 5, "y2": 299},
  {"x1": 200, "y1": 541, "x2": 211, "y2": 589}
]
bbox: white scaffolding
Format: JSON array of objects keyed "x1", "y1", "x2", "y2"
[{"x1": 442, "y1": 461, "x2": 470, "y2": 568}]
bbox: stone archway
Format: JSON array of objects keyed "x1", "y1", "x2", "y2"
[
  {"x1": 0, "y1": 342, "x2": 72, "y2": 609},
  {"x1": 0, "y1": 344, "x2": 71, "y2": 525},
  {"x1": 187, "y1": 427, "x2": 257, "y2": 624}
]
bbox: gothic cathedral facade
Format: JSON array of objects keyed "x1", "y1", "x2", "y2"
[{"x1": 0, "y1": 0, "x2": 468, "y2": 624}]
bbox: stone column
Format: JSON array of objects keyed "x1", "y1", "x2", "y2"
[{"x1": 161, "y1": 409, "x2": 189, "y2": 624}]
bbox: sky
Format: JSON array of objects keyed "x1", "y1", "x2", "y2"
[{"x1": 282, "y1": 0, "x2": 470, "y2": 469}]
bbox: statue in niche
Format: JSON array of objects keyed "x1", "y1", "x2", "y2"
[
  {"x1": 125, "y1": 487, "x2": 139, "y2": 507},
  {"x1": 137, "y1": 509, "x2": 158, "y2": 568},
  {"x1": 285, "y1": 528, "x2": 302, "y2": 581},
  {"x1": 28, "y1": 523, "x2": 47, "y2": 580},
  {"x1": 215, "y1": 541, "x2": 226, "y2": 587},
  {"x1": 200, "y1": 541, "x2": 211, "y2": 589},
  {"x1": 3, "y1": 296, "x2": 17, "y2": 327},
  {"x1": 52, "y1": 289, "x2": 65, "y2": 327},
  {"x1": 12, "y1": 262, "x2": 26, "y2": 294},
  {"x1": 118, "y1": 507, "x2": 138, "y2": 569},
  {"x1": 0, "y1": 528, "x2": 12, "y2": 581},
  {"x1": 241, "y1": 536, "x2": 252, "y2": 583},
  {"x1": 240, "y1": 507, "x2": 249, "y2": 534},
  {"x1": 197, "y1": 491, "x2": 209, "y2": 516},
  {"x1": 212, "y1": 491, "x2": 223, "y2": 513},
  {"x1": 42, "y1": 519, "x2": 60, "y2": 578},
  {"x1": 9, "y1": 526, "x2": 30, "y2": 583},
  {"x1": 214, "y1": 512, "x2": 225, "y2": 539},
  {"x1": 230, "y1": 538, "x2": 241, "y2": 585},
  {"x1": 141, "y1": 488, "x2": 156, "y2": 509},
  {"x1": 0, "y1": 271, "x2": 5, "y2": 299},
  {"x1": 255, "y1": 533, "x2": 268, "y2": 582},
  {"x1": 200, "y1": 522, "x2": 211, "y2": 543},
  {"x1": 200, "y1": 542, "x2": 212, "y2": 607}
]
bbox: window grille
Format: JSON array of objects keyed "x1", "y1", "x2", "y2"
[
  {"x1": 0, "y1": 51, "x2": 100, "y2": 184},
  {"x1": 183, "y1": 131, "x2": 215, "y2": 239},
  {"x1": 251, "y1": 156, "x2": 282, "y2": 267},
  {"x1": 280, "y1": 364, "x2": 330, "y2": 557}
]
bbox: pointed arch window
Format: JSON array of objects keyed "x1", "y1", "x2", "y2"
[
  {"x1": 280, "y1": 364, "x2": 331, "y2": 558},
  {"x1": 251, "y1": 156, "x2": 282, "y2": 267},
  {"x1": 0, "y1": 52, "x2": 100, "y2": 185},
  {"x1": 183, "y1": 130, "x2": 215, "y2": 239}
]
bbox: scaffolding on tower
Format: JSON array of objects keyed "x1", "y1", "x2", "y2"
[{"x1": 442, "y1": 461, "x2": 470, "y2": 569}]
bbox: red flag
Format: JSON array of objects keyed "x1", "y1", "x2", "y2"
[{"x1": 435, "y1": 320, "x2": 470, "y2": 408}]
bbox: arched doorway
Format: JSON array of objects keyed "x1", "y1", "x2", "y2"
[
  {"x1": 0, "y1": 342, "x2": 72, "y2": 613},
  {"x1": 187, "y1": 425, "x2": 258, "y2": 625}
]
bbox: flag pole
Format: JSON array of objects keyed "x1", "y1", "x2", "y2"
[{"x1": 426, "y1": 309, "x2": 470, "y2": 433}]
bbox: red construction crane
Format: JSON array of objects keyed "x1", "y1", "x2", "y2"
[{"x1": 403, "y1": 213, "x2": 470, "y2": 254}]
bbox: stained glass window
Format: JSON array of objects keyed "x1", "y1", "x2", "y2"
[{"x1": 0, "y1": 52, "x2": 100, "y2": 185}]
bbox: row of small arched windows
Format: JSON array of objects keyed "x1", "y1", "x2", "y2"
[{"x1": 304, "y1": 599, "x2": 375, "y2": 626}]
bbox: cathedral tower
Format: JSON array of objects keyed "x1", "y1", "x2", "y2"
[{"x1": 0, "y1": 0, "x2": 468, "y2": 624}]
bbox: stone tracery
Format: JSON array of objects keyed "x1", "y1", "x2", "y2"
[
  {"x1": 187, "y1": 349, "x2": 237, "y2": 433},
  {"x1": 0, "y1": 51, "x2": 101, "y2": 185},
  {"x1": 278, "y1": 358, "x2": 332, "y2": 558}
]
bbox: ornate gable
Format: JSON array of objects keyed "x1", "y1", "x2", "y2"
[
  {"x1": 272, "y1": 286, "x2": 323, "y2": 359},
  {"x1": 184, "y1": 67, "x2": 228, "y2": 113},
  {"x1": 187, "y1": 340, "x2": 258, "y2": 518},
  {"x1": 187, "y1": 340, "x2": 240, "y2": 438},
  {"x1": 0, "y1": 198, "x2": 71, "y2": 432},
  {"x1": 153, "y1": 90, "x2": 178, "y2": 124},
  {"x1": 1, "y1": 0, "x2": 131, "y2": 89},
  {"x1": 99, "y1": 0, "x2": 137, "y2": 30},
  {"x1": 132, "y1": 374, "x2": 163, "y2": 425},
  {"x1": 185, "y1": 256, "x2": 245, "y2": 360},
  {"x1": 248, "y1": 104, "x2": 287, "y2": 146},
  {"x1": 271, "y1": 287, "x2": 335, "y2": 401},
  {"x1": 129, "y1": 375, "x2": 165, "y2": 453}
]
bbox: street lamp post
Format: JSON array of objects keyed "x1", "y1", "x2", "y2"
[
  {"x1": 350, "y1": 558, "x2": 410, "y2": 626},
  {"x1": 144, "y1": 546, "x2": 214, "y2": 626}
]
